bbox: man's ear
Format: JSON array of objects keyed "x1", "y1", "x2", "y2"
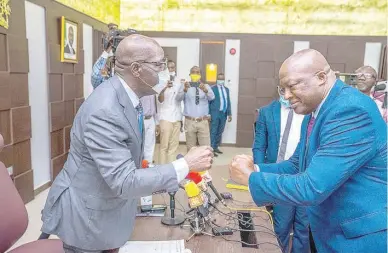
[
  {"x1": 130, "y1": 62, "x2": 141, "y2": 77},
  {"x1": 317, "y1": 71, "x2": 328, "y2": 86}
]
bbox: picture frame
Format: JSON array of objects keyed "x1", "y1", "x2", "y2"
[{"x1": 60, "y1": 16, "x2": 78, "y2": 63}]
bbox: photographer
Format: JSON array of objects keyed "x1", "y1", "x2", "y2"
[
  {"x1": 91, "y1": 24, "x2": 136, "y2": 89},
  {"x1": 176, "y1": 66, "x2": 215, "y2": 151},
  {"x1": 91, "y1": 45, "x2": 113, "y2": 89},
  {"x1": 355, "y1": 66, "x2": 387, "y2": 122}
]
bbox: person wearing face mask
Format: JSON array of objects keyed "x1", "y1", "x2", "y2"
[
  {"x1": 231, "y1": 49, "x2": 387, "y2": 253},
  {"x1": 176, "y1": 66, "x2": 215, "y2": 151},
  {"x1": 209, "y1": 73, "x2": 232, "y2": 156},
  {"x1": 157, "y1": 60, "x2": 183, "y2": 163},
  {"x1": 252, "y1": 86, "x2": 308, "y2": 253},
  {"x1": 355, "y1": 66, "x2": 387, "y2": 122},
  {"x1": 40, "y1": 35, "x2": 214, "y2": 253}
]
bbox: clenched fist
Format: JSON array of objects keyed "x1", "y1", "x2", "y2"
[
  {"x1": 184, "y1": 146, "x2": 214, "y2": 172},
  {"x1": 229, "y1": 154, "x2": 255, "y2": 186}
]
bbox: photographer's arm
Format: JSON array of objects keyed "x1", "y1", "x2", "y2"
[{"x1": 91, "y1": 51, "x2": 109, "y2": 89}]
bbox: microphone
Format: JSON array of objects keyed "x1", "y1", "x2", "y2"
[
  {"x1": 184, "y1": 181, "x2": 204, "y2": 208},
  {"x1": 161, "y1": 155, "x2": 186, "y2": 226},
  {"x1": 199, "y1": 171, "x2": 226, "y2": 206}
]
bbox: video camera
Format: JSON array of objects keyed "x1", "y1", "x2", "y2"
[{"x1": 102, "y1": 27, "x2": 138, "y2": 53}]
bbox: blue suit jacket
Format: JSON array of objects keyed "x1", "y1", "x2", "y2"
[
  {"x1": 249, "y1": 80, "x2": 387, "y2": 253},
  {"x1": 209, "y1": 85, "x2": 231, "y2": 118},
  {"x1": 252, "y1": 100, "x2": 281, "y2": 164}
]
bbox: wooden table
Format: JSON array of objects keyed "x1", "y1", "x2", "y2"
[{"x1": 130, "y1": 166, "x2": 282, "y2": 253}]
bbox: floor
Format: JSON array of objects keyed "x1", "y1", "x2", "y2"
[{"x1": 9, "y1": 145, "x2": 251, "y2": 251}]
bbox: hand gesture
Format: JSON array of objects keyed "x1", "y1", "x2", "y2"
[
  {"x1": 199, "y1": 83, "x2": 208, "y2": 93},
  {"x1": 229, "y1": 154, "x2": 255, "y2": 186},
  {"x1": 184, "y1": 81, "x2": 190, "y2": 92},
  {"x1": 184, "y1": 146, "x2": 214, "y2": 172}
]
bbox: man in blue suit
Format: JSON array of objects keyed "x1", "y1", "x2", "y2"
[
  {"x1": 252, "y1": 90, "x2": 309, "y2": 253},
  {"x1": 209, "y1": 73, "x2": 232, "y2": 156},
  {"x1": 230, "y1": 49, "x2": 387, "y2": 253}
]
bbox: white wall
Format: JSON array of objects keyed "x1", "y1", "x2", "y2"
[
  {"x1": 25, "y1": 1, "x2": 51, "y2": 190},
  {"x1": 364, "y1": 42, "x2": 382, "y2": 74},
  {"x1": 152, "y1": 38, "x2": 200, "y2": 142},
  {"x1": 83, "y1": 23, "x2": 94, "y2": 99},
  {"x1": 222, "y1": 40, "x2": 241, "y2": 144}
]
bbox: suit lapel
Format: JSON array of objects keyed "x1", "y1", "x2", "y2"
[
  {"x1": 300, "y1": 80, "x2": 344, "y2": 171},
  {"x1": 300, "y1": 115, "x2": 310, "y2": 172},
  {"x1": 273, "y1": 101, "x2": 281, "y2": 146},
  {"x1": 111, "y1": 76, "x2": 141, "y2": 143}
]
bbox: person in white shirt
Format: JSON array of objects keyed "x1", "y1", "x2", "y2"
[{"x1": 157, "y1": 60, "x2": 183, "y2": 163}]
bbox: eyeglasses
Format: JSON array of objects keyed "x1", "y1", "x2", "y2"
[
  {"x1": 137, "y1": 58, "x2": 167, "y2": 70},
  {"x1": 356, "y1": 73, "x2": 375, "y2": 79}
]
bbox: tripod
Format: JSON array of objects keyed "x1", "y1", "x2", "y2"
[{"x1": 180, "y1": 207, "x2": 213, "y2": 242}]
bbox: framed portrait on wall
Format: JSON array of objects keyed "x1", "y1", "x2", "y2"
[{"x1": 60, "y1": 16, "x2": 78, "y2": 63}]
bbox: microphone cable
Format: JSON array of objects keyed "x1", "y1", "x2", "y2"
[{"x1": 206, "y1": 220, "x2": 285, "y2": 253}]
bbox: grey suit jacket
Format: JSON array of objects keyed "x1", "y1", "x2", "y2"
[{"x1": 41, "y1": 76, "x2": 179, "y2": 250}]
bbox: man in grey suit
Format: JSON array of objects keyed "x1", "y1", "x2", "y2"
[{"x1": 41, "y1": 35, "x2": 214, "y2": 253}]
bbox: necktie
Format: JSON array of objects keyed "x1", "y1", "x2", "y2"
[
  {"x1": 195, "y1": 87, "x2": 199, "y2": 105},
  {"x1": 220, "y1": 86, "x2": 227, "y2": 113},
  {"x1": 307, "y1": 116, "x2": 316, "y2": 138},
  {"x1": 277, "y1": 109, "x2": 294, "y2": 162},
  {"x1": 135, "y1": 102, "x2": 144, "y2": 136}
]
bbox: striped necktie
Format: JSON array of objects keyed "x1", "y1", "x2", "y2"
[{"x1": 135, "y1": 102, "x2": 143, "y2": 136}]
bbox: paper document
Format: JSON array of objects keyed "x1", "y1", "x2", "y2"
[{"x1": 119, "y1": 240, "x2": 190, "y2": 253}]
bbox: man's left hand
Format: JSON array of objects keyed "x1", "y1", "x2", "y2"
[
  {"x1": 155, "y1": 125, "x2": 160, "y2": 136},
  {"x1": 228, "y1": 116, "x2": 232, "y2": 122},
  {"x1": 199, "y1": 83, "x2": 208, "y2": 93},
  {"x1": 229, "y1": 155, "x2": 255, "y2": 186}
]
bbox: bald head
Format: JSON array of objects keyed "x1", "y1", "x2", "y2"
[
  {"x1": 280, "y1": 49, "x2": 331, "y2": 78},
  {"x1": 114, "y1": 34, "x2": 165, "y2": 98},
  {"x1": 115, "y1": 34, "x2": 163, "y2": 70},
  {"x1": 278, "y1": 49, "x2": 336, "y2": 115}
]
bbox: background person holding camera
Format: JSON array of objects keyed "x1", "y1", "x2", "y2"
[
  {"x1": 157, "y1": 60, "x2": 183, "y2": 163},
  {"x1": 177, "y1": 66, "x2": 215, "y2": 151}
]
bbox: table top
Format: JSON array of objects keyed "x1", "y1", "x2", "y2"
[{"x1": 130, "y1": 166, "x2": 282, "y2": 253}]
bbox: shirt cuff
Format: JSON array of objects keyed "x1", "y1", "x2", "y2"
[
  {"x1": 101, "y1": 51, "x2": 109, "y2": 59},
  {"x1": 172, "y1": 158, "x2": 189, "y2": 182},
  {"x1": 254, "y1": 164, "x2": 260, "y2": 172}
]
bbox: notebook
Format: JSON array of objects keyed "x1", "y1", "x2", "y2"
[{"x1": 119, "y1": 240, "x2": 189, "y2": 253}]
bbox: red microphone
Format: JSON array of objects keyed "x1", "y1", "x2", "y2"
[{"x1": 186, "y1": 172, "x2": 207, "y2": 191}]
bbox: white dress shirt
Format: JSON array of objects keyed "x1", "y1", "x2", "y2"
[
  {"x1": 117, "y1": 76, "x2": 189, "y2": 182},
  {"x1": 158, "y1": 78, "x2": 183, "y2": 123},
  {"x1": 279, "y1": 105, "x2": 304, "y2": 160},
  {"x1": 218, "y1": 84, "x2": 228, "y2": 111}
]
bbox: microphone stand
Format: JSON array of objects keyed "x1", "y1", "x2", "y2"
[
  {"x1": 180, "y1": 206, "x2": 214, "y2": 242},
  {"x1": 161, "y1": 191, "x2": 185, "y2": 226}
]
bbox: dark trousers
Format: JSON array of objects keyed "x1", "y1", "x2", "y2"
[{"x1": 210, "y1": 112, "x2": 227, "y2": 150}]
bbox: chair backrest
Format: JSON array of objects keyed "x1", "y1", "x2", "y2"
[{"x1": 0, "y1": 134, "x2": 29, "y2": 252}]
